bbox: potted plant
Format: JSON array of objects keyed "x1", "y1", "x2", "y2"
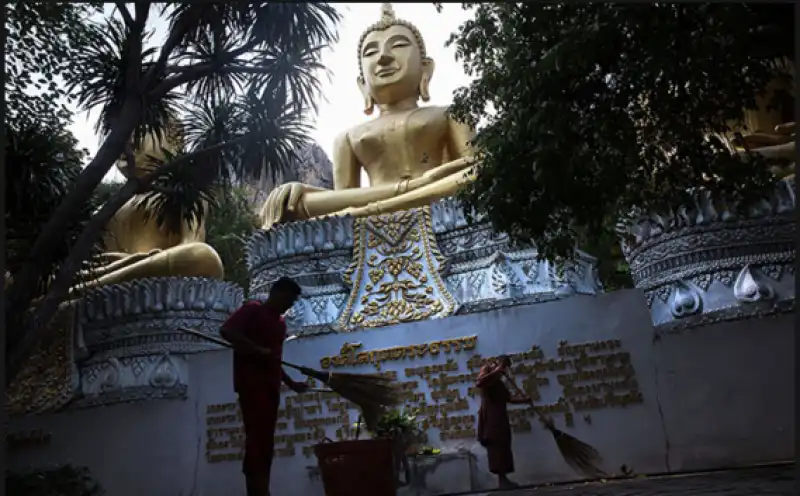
[
  {"x1": 6, "y1": 465, "x2": 104, "y2": 496},
  {"x1": 369, "y1": 409, "x2": 427, "y2": 487}
]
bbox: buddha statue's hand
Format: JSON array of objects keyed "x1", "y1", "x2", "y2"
[
  {"x1": 775, "y1": 122, "x2": 795, "y2": 136},
  {"x1": 338, "y1": 205, "x2": 372, "y2": 217},
  {"x1": 420, "y1": 157, "x2": 474, "y2": 182},
  {"x1": 260, "y1": 182, "x2": 310, "y2": 230}
]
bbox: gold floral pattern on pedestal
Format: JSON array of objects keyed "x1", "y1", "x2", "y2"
[
  {"x1": 7, "y1": 302, "x2": 78, "y2": 416},
  {"x1": 339, "y1": 207, "x2": 456, "y2": 330}
]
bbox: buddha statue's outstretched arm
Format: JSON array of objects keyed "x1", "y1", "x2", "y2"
[
  {"x1": 333, "y1": 131, "x2": 361, "y2": 190},
  {"x1": 259, "y1": 118, "x2": 477, "y2": 228},
  {"x1": 333, "y1": 117, "x2": 478, "y2": 217},
  {"x1": 260, "y1": 131, "x2": 420, "y2": 228},
  {"x1": 337, "y1": 162, "x2": 476, "y2": 217},
  {"x1": 445, "y1": 117, "x2": 476, "y2": 160}
]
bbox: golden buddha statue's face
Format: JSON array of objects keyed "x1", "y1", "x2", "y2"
[
  {"x1": 357, "y1": 5, "x2": 434, "y2": 114},
  {"x1": 117, "y1": 128, "x2": 181, "y2": 179},
  {"x1": 360, "y1": 25, "x2": 423, "y2": 100}
]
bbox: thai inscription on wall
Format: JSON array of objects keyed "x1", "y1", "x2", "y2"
[
  {"x1": 203, "y1": 335, "x2": 643, "y2": 463},
  {"x1": 7, "y1": 429, "x2": 52, "y2": 453}
]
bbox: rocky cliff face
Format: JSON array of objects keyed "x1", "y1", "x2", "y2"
[
  {"x1": 286, "y1": 143, "x2": 334, "y2": 189},
  {"x1": 243, "y1": 142, "x2": 334, "y2": 212}
]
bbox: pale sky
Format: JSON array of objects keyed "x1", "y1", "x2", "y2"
[{"x1": 68, "y1": 3, "x2": 475, "y2": 185}]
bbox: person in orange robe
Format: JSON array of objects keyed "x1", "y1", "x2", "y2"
[
  {"x1": 476, "y1": 355, "x2": 531, "y2": 490},
  {"x1": 221, "y1": 277, "x2": 309, "y2": 496}
]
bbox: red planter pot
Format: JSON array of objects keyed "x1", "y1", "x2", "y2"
[{"x1": 314, "y1": 438, "x2": 396, "y2": 496}]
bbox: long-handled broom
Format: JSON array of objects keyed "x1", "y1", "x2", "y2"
[
  {"x1": 503, "y1": 371, "x2": 606, "y2": 478},
  {"x1": 178, "y1": 327, "x2": 401, "y2": 430}
]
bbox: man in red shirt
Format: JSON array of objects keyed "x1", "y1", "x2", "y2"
[{"x1": 221, "y1": 277, "x2": 309, "y2": 496}]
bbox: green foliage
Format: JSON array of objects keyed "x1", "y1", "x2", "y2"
[
  {"x1": 204, "y1": 187, "x2": 259, "y2": 293},
  {"x1": 4, "y1": 3, "x2": 111, "y2": 297},
  {"x1": 6, "y1": 465, "x2": 104, "y2": 496},
  {"x1": 575, "y1": 218, "x2": 633, "y2": 291},
  {"x1": 6, "y1": 4, "x2": 341, "y2": 383},
  {"x1": 66, "y1": 3, "x2": 341, "y2": 234},
  {"x1": 371, "y1": 409, "x2": 424, "y2": 442},
  {"x1": 69, "y1": 16, "x2": 181, "y2": 147},
  {"x1": 93, "y1": 181, "x2": 125, "y2": 206},
  {"x1": 444, "y1": 3, "x2": 794, "y2": 268},
  {"x1": 138, "y1": 148, "x2": 220, "y2": 234},
  {"x1": 4, "y1": 123, "x2": 99, "y2": 296},
  {"x1": 5, "y1": 2, "x2": 103, "y2": 131},
  {"x1": 415, "y1": 446, "x2": 441, "y2": 456}
]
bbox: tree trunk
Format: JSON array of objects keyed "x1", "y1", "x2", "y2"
[
  {"x1": 6, "y1": 178, "x2": 141, "y2": 385},
  {"x1": 5, "y1": 99, "x2": 143, "y2": 351},
  {"x1": 5, "y1": 134, "x2": 250, "y2": 384}
]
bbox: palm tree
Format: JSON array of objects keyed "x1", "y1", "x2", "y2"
[
  {"x1": 7, "y1": 3, "x2": 341, "y2": 383},
  {"x1": 5, "y1": 124, "x2": 101, "y2": 298}
]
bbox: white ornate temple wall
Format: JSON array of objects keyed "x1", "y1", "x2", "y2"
[{"x1": 8, "y1": 288, "x2": 794, "y2": 496}]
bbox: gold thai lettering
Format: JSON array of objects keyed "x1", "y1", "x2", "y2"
[
  {"x1": 319, "y1": 336, "x2": 477, "y2": 370},
  {"x1": 356, "y1": 351, "x2": 371, "y2": 364}
]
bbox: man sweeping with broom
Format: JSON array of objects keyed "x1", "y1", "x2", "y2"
[
  {"x1": 220, "y1": 277, "x2": 310, "y2": 496},
  {"x1": 477, "y1": 355, "x2": 606, "y2": 489},
  {"x1": 476, "y1": 355, "x2": 533, "y2": 490}
]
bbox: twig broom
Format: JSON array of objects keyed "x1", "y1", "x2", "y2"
[
  {"x1": 178, "y1": 327, "x2": 402, "y2": 430},
  {"x1": 504, "y1": 371, "x2": 606, "y2": 478}
]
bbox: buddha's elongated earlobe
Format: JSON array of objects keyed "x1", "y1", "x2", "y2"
[
  {"x1": 419, "y1": 57, "x2": 435, "y2": 102},
  {"x1": 357, "y1": 76, "x2": 376, "y2": 115}
]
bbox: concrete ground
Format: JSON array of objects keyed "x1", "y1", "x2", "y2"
[{"x1": 471, "y1": 463, "x2": 794, "y2": 496}]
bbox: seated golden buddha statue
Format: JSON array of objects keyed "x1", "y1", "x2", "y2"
[
  {"x1": 259, "y1": 3, "x2": 477, "y2": 229},
  {"x1": 730, "y1": 60, "x2": 795, "y2": 177},
  {"x1": 71, "y1": 128, "x2": 224, "y2": 296}
]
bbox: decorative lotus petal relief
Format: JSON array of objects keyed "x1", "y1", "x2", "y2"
[
  {"x1": 430, "y1": 196, "x2": 483, "y2": 233},
  {"x1": 617, "y1": 178, "x2": 794, "y2": 329},
  {"x1": 13, "y1": 277, "x2": 244, "y2": 414},
  {"x1": 644, "y1": 265, "x2": 792, "y2": 329},
  {"x1": 149, "y1": 353, "x2": 180, "y2": 388},
  {"x1": 75, "y1": 353, "x2": 187, "y2": 409},
  {"x1": 668, "y1": 281, "x2": 702, "y2": 319},
  {"x1": 10, "y1": 277, "x2": 212, "y2": 414},
  {"x1": 245, "y1": 214, "x2": 356, "y2": 274},
  {"x1": 733, "y1": 265, "x2": 776, "y2": 303},
  {"x1": 616, "y1": 177, "x2": 795, "y2": 258},
  {"x1": 247, "y1": 198, "x2": 603, "y2": 333},
  {"x1": 79, "y1": 277, "x2": 243, "y2": 323},
  {"x1": 7, "y1": 302, "x2": 80, "y2": 417}
]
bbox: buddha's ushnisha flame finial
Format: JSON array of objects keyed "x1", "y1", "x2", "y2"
[{"x1": 380, "y1": 3, "x2": 396, "y2": 22}]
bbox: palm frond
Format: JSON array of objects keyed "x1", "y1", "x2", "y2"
[
  {"x1": 180, "y1": 98, "x2": 245, "y2": 184},
  {"x1": 178, "y1": 30, "x2": 249, "y2": 102},
  {"x1": 181, "y1": 98, "x2": 242, "y2": 152},
  {"x1": 164, "y1": 4, "x2": 251, "y2": 48},
  {"x1": 5, "y1": 124, "x2": 104, "y2": 297},
  {"x1": 65, "y1": 17, "x2": 180, "y2": 149},
  {"x1": 250, "y1": 45, "x2": 329, "y2": 115},
  {"x1": 235, "y1": 92, "x2": 312, "y2": 187},
  {"x1": 250, "y1": 3, "x2": 340, "y2": 51},
  {"x1": 137, "y1": 148, "x2": 221, "y2": 235}
]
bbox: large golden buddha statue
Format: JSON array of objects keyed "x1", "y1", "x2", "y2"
[
  {"x1": 71, "y1": 127, "x2": 224, "y2": 295},
  {"x1": 259, "y1": 3, "x2": 477, "y2": 229},
  {"x1": 731, "y1": 59, "x2": 795, "y2": 177}
]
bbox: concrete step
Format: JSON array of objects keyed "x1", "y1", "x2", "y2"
[{"x1": 465, "y1": 464, "x2": 794, "y2": 496}]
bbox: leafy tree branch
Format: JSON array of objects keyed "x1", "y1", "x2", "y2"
[
  {"x1": 6, "y1": 3, "x2": 341, "y2": 383},
  {"x1": 442, "y1": 3, "x2": 793, "y2": 283}
]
